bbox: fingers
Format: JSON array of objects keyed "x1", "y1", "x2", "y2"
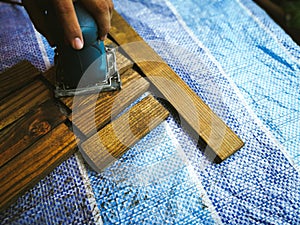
[
  {"x1": 81, "y1": 0, "x2": 113, "y2": 40},
  {"x1": 52, "y1": 0, "x2": 84, "y2": 49},
  {"x1": 23, "y1": 0, "x2": 113, "y2": 49}
]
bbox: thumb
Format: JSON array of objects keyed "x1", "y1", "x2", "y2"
[{"x1": 53, "y1": 0, "x2": 84, "y2": 50}]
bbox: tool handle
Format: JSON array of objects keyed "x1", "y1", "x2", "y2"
[
  {"x1": 73, "y1": 2, "x2": 99, "y2": 46},
  {"x1": 41, "y1": 1, "x2": 99, "y2": 47},
  {"x1": 43, "y1": 2, "x2": 107, "y2": 89}
]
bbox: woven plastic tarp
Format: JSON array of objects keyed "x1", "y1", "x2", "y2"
[{"x1": 0, "y1": 0, "x2": 299, "y2": 224}]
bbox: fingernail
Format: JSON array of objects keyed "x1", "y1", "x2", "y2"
[
  {"x1": 72, "y1": 37, "x2": 83, "y2": 50},
  {"x1": 100, "y1": 34, "x2": 107, "y2": 41}
]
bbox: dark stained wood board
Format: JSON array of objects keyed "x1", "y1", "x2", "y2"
[
  {"x1": 44, "y1": 66, "x2": 150, "y2": 138},
  {"x1": 0, "y1": 62, "x2": 75, "y2": 211},
  {"x1": 0, "y1": 36, "x2": 168, "y2": 211},
  {"x1": 71, "y1": 69, "x2": 150, "y2": 138},
  {"x1": 0, "y1": 123, "x2": 77, "y2": 210},
  {"x1": 0, "y1": 7, "x2": 244, "y2": 211},
  {"x1": 109, "y1": 10, "x2": 244, "y2": 161},
  {"x1": 0, "y1": 100, "x2": 66, "y2": 168},
  {"x1": 0, "y1": 79, "x2": 52, "y2": 130},
  {"x1": 0, "y1": 60, "x2": 41, "y2": 100},
  {"x1": 81, "y1": 95, "x2": 169, "y2": 172}
]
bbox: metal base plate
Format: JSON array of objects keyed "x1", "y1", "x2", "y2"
[{"x1": 54, "y1": 46, "x2": 121, "y2": 97}]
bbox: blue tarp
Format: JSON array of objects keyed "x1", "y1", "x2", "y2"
[{"x1": 1, "y1": 0, "x2": 299, "y2": 224}]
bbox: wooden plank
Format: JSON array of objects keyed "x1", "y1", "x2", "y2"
[
  {"x1": 81, "y1": 95, "x2": 169, "y2": 172},
  {"x1": 44, "y1": 62, "x2": 149, "y2": 137},
  {"x1": 109, "y1": 11, "x2": 244, "y2": 161},
  {"x1": 0, "y1": 61, "x2": 41, "y2": 100},
  {"x1": 71, "y1": 69, "x2": 150, "y2": 137},
  {"x1": 0, "y1": 100, "x2": 66, "y2": 167},
  {"x1": 0, "y1": 123, "x2": 77, "y2": 211},
  {"x1": 0, "y1": 79, "x2": 52, "y2": 131}
]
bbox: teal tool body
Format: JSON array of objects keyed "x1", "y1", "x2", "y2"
[{"x1": 45, "y1": 2, "x2": 121, "y2": 97}]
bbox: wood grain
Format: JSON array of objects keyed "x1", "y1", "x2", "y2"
[
  {"x1": 0, "y1": 61, "x2": 41, "y2": 100},
  {"x1": 81, "y1": 95, "x2": 169, "y2": 172},
  {"x1": 0, "y1": 79, "x2": 52, "y2": 131},
  {"x1": 109, "y1": 11, "x2": 244, "y2": 161},
  {"x1": 0, "y1": 123, "x2": 77, "y2": 211},
  {"x1": 0, "y1": 100, "x2": 66, "y2": 167},
  {"x1": 71, "y1": 69, "x2": 150, "y2": 137}
]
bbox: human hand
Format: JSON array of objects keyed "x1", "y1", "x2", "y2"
[{"x1": 22, "y1": 0, "x2": 114, "y2": 50}]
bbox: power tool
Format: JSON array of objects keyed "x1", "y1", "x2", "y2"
[{"x1": 44, "y1": 1, "x2": 121, "y2": 97}]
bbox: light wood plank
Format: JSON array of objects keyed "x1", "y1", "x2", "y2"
[
  {"x1": 0, "y1": 123, "x2": 77, "y2": 211},
  {"x1": 109, "y1": 11, "x2": 244, "y2": 161},
  {"x1": 81, "y1": 95, "x2": 169, "y2": 172},
  {"x1": 0, "y1": 100, "x2": 66, "y2": 167}
]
